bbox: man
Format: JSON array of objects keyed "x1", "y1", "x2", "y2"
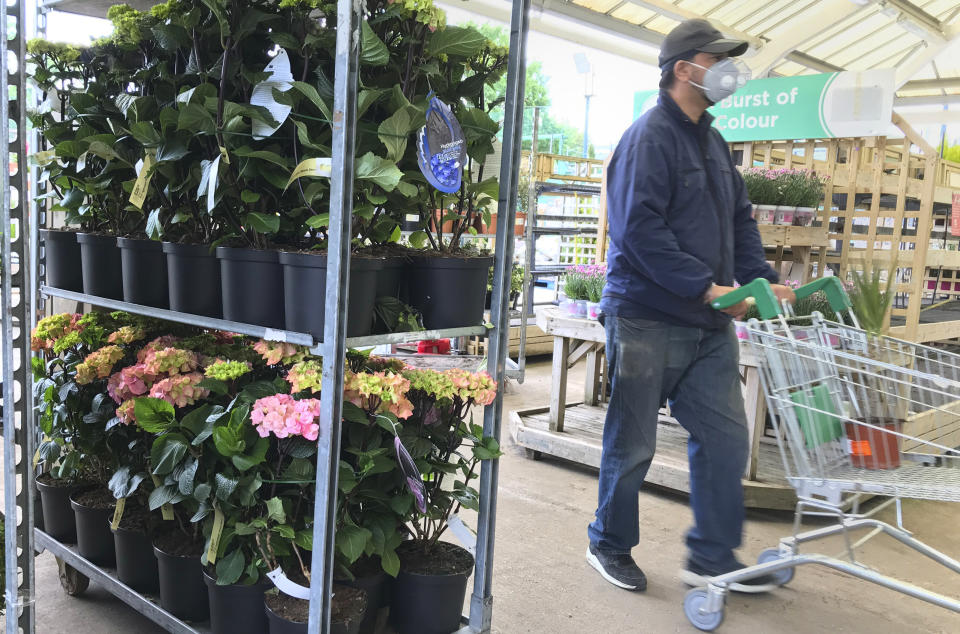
[{"x1": 585, "y1": 19, "x2": 796, "y2": 594}]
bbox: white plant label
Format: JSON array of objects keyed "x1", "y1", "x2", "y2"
[{"x1": 251, "y1": 49, "x2": 294, "y2": 140}]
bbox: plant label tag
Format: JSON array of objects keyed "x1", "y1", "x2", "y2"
[
  {"x1": 267, "y1": 568, "x2": 311, "y2": 599},
  {"x1": 417, "y1": 94, "x2": 466, "y2": 194},
  {"x1": 251, "y1": 49, "x2": 294, "y2": 140},
  {"x1": 448, "y1": 514, "x2": 476, "y2": 555},
  {"x1": 219, "y1": 145, "x2": 230, "y2": 165},
  {"x1": 207, "y1": 507, "x2": 225, "y2": 565},
  {"x1": 129, "y1": 150, "x2": 156, "y2": 210},
  {"x1": 285, "y1": 158, "x2": 332, "y2": 190},
  {"x1": 263, "y1": 328, "x2": 288, "y2": 343},
  {"x1": 111, "y1": 497, "x2": 126, "y2": 531}
]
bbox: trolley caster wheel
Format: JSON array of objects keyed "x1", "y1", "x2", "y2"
[
  {"x1": 684, "y1": 588, "x2": 724, "y2": 631},
  {"x1": 56, "y1": 557, "x2": 89, "y2": 596},
  {"x1": 757, "y1": 548, "x2": 795, "y2": 586},
  {"x1": 523, "y1": 448, "x2": 542, "y2": 461}
]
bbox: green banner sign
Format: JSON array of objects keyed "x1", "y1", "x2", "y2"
[{"x1": 634, "y1": 69, "x2": 895, "y2": 142}]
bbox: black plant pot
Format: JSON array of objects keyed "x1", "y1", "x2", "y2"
[
  {"x1": 162, "y1": 242, "x2": 222, "y2": 318},
  {"x1": 36, "y1": 478, "x2": 78, "y2": 543},
  {"x1": 217, "y1": 247, "x2": 284, "y2": 328},
  {"x1": 40, "y1": 229, "x2": 82, "y2": 291},
  {"x1": 406, "y1": 256, "x2": 494, "y2": 329},
  {"x1": 154, "y1": 544, "x2": 209, "y2": 622},
  {"x1": 204, "y1": 569, "x2": 271, "y2": 634},
  {"x1": 70, "y1": 490, "x2": 116, "y2": 567},
  {"x1": 343, "y1": 571, "x2": 389, "y2": 634},
  {"x1": 264, "y1": 602, "x2": 307, "y2": 634},
  {"x1": 117, "y1": 237, "x2": 168, "y2": 308},
  {"x1": 390, "y1": 545, "x2": 474, "y2": 634},
  {"x1": 279, "y1": 252, "x2": 382, "y2": 338},
  {"x1": 113, "y1": 527, "x2": 159, "y2": 593},
  {"x1": 76, "y1": 233, "x2": 123, "y2": 300},
  {"x1": 377, "y1": 256, "x2": 406, "y2": 300},
  {"x1": 34, "y1": 487, "x2": 45, "y2": 532}
]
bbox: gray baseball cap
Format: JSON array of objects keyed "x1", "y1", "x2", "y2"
[{"x1": 658, "y1": 19, "x2": 749, "y2": 69}]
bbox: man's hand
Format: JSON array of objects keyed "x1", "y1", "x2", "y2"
[
  {"x1": 705, "y1": 284, "x2": 749, "y2": 320},
  {"x1": 770, "y1": 284, "x2": 797, "y2": 306}
]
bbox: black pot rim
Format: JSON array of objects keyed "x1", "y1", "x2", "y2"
[
  {"x1": 409, "y1": 255, "x2": 494, "y2": 270},
  {"x1": 68, "y1": 487, "x2": 113, "y2": 511},
  {"x1": 264, "y1": 600, "x2": 309, "y2": 627},
  {"x1": 161, "y1": 241, "x2": 216, "y2": 256},
  {"x1": 153, "y1": 543, "x2": 204, "y2": 561},
  {"x1": 202, "y1": 566, "x2": 273, "y2": 590},
  {"x1": 35, "y1": 477, "x2": 80, "y2": 492},
  {"x1": 278, "y1": 250, "x2": 383, "y2": 270},
  {"x1": 39, "y1": 228, "x2": 79, "y2": 239},
  {"x1": 111, "y1": 524, "x2": 149, "y2": 536},
  {"x1": 397, "y1": 544, "x2": 475, "y2": 579},
  {"x1": 117, "y1": 236, "x2": 163, "y2": 250},
  {"x1": 216, "y1": 245, "x2": 281, "y2": 263},
  {"x1": 76, "y1": 232, "x2": 119, "y2": 245}
]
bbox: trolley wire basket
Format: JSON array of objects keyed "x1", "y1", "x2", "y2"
[{"x1": 683, "y1": 277, "x2": 960, "y2": 631}]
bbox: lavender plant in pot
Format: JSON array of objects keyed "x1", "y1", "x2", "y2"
[{"x1": 740, "y1": 168, "x2": 781, "y2": 225}]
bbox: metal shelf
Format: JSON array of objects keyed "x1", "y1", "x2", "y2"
[
  {"x1": 40, "y1": 286, "x2": 489, "y2": 350},
  {"x1": 34, "y1": 530, "x2": 211, "y2": 634}
]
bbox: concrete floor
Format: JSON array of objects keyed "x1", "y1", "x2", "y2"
[{"x1": 4, "y1": 357, "x2": 960, "y2": 633}]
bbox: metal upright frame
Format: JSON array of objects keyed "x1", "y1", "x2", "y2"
[
  {"x1": 3, "y1": 0, "x2": 531, "y2": 632},
  {"x1": 3, "y1": 2, "x2": 37, "y2": 632}
]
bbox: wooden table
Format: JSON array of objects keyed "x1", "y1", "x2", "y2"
[{"x1": 514, "y1": 307, "x2": 791, "y2": 509}]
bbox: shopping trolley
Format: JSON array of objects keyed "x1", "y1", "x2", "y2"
[{"x1": 682, "y1": 277, "x2": 960, "y2": 631}]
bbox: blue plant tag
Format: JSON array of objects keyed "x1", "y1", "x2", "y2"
[{"x1": 417, "y1": 94, "x2": 466, "y2": 194}]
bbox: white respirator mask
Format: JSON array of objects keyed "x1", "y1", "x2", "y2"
[{"x1": 685, "y1": 58, "x2": 752, "y2": 104}]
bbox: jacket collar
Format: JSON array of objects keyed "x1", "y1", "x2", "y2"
[{"x1": 659, "y1": 90, "x2": 714, "y2": 131}]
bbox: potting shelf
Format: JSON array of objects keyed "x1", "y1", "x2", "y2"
[
  {"x1": 34, "y1": 529, "x2": 212, "y2": 634},
  {"x1": 40, "y1": 286, "x2": 490, "y2": 350}
]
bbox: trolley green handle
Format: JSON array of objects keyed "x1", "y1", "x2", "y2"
[
  {"x1": 711, "y1": 277, "x2": 853, "y2": 321},
  {"x1": 711, "y1": 279, "x2": 781, "y2": 320},
  {"x1": 792, "y1": 276, "x2": 852, "y2": 313}
]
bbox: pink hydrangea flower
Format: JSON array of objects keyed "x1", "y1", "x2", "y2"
[
  {"x1": 108, "y1": 325, "x2": 145, "y2": 344},
  {"x1": 343, "y1": 371, "x2": 414, "y2": 419},
  {"x1": 136, "y1": 335, "x2": 181, "y2": 363},
  {"x1": 107, "y1": 364, "x2": 157, "y2": 403},
  {"x1": 149, "y1": 372, "x2": 209, "y2": 408},
  {"x1": 253, "y1": 340, "x2": 309, "y2": 365},
  {"x1": 142, "y1": 347, "x2": 199, "y2": 375},
  {"x1": 250, "y1": 394, "x2": 322, "y2": 441},
  {"x1": 286, "y1": 360, "x2": 323, "y2": 393}
]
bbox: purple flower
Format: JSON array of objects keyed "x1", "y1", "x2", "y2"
[{"x1": 395, "y1": 436, "x2": 427, "y2": 514}]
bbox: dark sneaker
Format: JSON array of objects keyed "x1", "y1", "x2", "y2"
[
  {"x1": 586, "y1": 543, "x2": 647, "y2": 591},
  {"x1": 680, "y1": 559, "x2": 778, "y2": 594}
]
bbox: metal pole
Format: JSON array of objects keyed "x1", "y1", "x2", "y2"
[
  {"x1": 472, "y1": 0, "x2": 530, "y2": 631},
  {"x1": 518, "y1": 106, "x2": 539, "y2": 383},
  {"x1": 3, "y1": 1, "x2": 36, "y2": 631},
  {"x1": 307, "y1": 0, "x2": 361, "y2": 632}
]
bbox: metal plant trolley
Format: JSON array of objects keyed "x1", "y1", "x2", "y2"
[
  {"x1": 511, "y1": 306, "x2": 796, "y2": 510},
  {"x1": 1, "y1": 1, "x2": 535, "y2": 633}
]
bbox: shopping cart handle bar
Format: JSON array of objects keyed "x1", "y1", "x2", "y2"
[
  {"x1": 794, "y1": 277, "x2": 852, "y2": 313},
  {"x1": 711, "y1": 278, "x2": 781, "y2": 319}
]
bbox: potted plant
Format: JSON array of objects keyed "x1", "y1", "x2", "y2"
[
  {"x1": 845, "y1": 265, "x2": 902, "y2": 469},
  {"x1": 31, "y1": 313, "x2": 121, "y2": 550},
  {"x1": 741, "y1": 168, "x2": 781, "y2": 224},
  {"x1": 562, "y1": 265, "x2": 596, "y2": 318},
  {"x1": 777, "y1": 169, "x2": 828, "y2": 227},
  {"x1": 388, "y1": 367, "x2": 500, "y2": 634},
  {"x1": 26, "y1": 39, "x2": 87, "y2": 292}
]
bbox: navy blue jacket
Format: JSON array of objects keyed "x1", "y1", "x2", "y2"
[{"x1": 600, "y1": 91, "x2": 778, "y2": 329}]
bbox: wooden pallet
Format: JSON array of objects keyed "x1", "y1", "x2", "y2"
[
  {"x1": 512, "y1": 403, "x2": 798, "y2": 511},
  {"x1": 467, "y1": 323, "x2": 553, "y2": 357}
]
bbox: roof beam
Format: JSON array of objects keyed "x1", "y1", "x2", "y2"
[
  {"x1": 884, "y1": 0, "x2": 945, "y2": 38},
  {"x1": 745, "y1": 0, "x2": 866, "y2": 76},
  {"x1": 436, "y1": 0, "x2": 660, "y2": 65},
  {"x1": 894, "y1": 93, "x2": 960, "y2": 107},
  {"x1": 900, "y1": 77, "x2": 960, "y2": 92},
  {"x1": 622, "y1": 0, "x2": 764, "y2": 49},
  {"x1": 894, "y1": 22, "x2": 960, "y2": 89}
]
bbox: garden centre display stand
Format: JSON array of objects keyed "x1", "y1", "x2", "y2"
[{"x1": 511, "y1": 307, "x2": 796, "y2": 510}]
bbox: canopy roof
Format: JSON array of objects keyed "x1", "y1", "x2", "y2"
[{"x1": 41, "y1": 0, "x2": 960, "y2": 107}]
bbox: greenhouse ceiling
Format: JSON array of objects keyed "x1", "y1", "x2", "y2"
[{"x1": 40, "y1": 0, "x2": 960, "y2": 107}]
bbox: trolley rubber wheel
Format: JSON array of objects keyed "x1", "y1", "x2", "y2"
[
  {"x1": 757, "y1": 548, "x2": 795, "y2": 586},
  {"x1": 56, "y1": 557, "x2": 90, "y2": 596},
  {"x1": 684, "y1": 588, "x2": 724, "y2": 632}
]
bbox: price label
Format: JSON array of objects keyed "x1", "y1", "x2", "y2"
[
  {"x1": 206, "y1": 507, "x2": 225, "y2": 565},
  {"x1": 111, "y1": 497, "x2": 126, "y2": 531},
  {"x1": 130, "y1": 150, "x2": 157, "y2": 210}
]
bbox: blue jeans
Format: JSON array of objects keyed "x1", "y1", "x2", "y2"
[{"x1": 587, "y1": 316, "x2": 749, "y2": 571}]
